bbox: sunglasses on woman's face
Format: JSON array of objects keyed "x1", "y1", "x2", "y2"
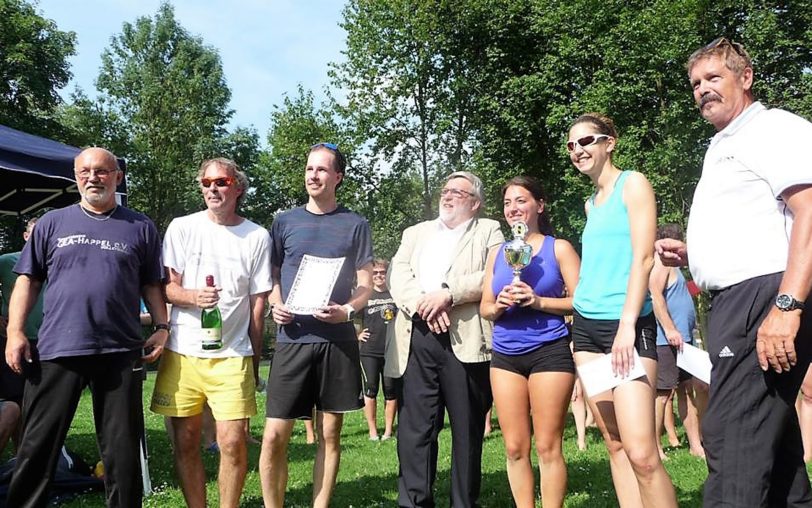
[{"x1": 566, "y1": 134, "x2": 610, "y2": 152}]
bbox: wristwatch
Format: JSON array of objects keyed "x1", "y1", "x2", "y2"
[
  {"x1": 153, "y1": 323, "x2": 170, "y2": 333},
  {"x1": 775, "y1": 294, "x2": 805, "y2": 312},
  {"x1": 342, "y1": 304, "x2": 355, "y2": 322}
]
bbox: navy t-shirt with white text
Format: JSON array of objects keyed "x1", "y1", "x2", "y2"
[{"x1": 14, "y1": 204, "x2": 163, "y2": 360}]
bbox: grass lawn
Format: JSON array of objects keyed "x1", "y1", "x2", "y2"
[{"x1": 45, "y1": 362, "x2": 712, "y2": 507}]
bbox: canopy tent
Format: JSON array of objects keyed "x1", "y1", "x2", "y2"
[{"x1": 0, "y1": 124, "x2": 127, "y2": 216}]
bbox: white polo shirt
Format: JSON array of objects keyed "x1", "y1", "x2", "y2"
[{"x1": 687, "y1": 102, "x2": 812, "y2": 290}]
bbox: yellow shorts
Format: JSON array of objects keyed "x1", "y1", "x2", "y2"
[{"x1": 150, "y1": 350, "x2": 256, "y2": 420}]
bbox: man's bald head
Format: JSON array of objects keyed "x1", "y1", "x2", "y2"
[{"x1": 74, "y1": 147, "x2": 120, "y2": 171}]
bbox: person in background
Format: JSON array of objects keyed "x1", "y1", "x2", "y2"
[
  {"x1": 0, "y1": 217, "x2": 43, "y2": 456},
  {"x1": 567, "y1": 113, "x2": 677, "y2": 507},
  {"x1": 358, "y1": 258, "x2": 399, "y2": 441},
  {"x1": 480, "y1": 175, "x2": 580, "y2": 508},
  {"x1": 650, "y1": 223, "x2": 706, "y2": 460},
  {"x1": 797, "y1": 367, "x2": 812, "y2": 463},
  {"x1": 570, "y1": 369, "x2": 593, "y2": 451}
]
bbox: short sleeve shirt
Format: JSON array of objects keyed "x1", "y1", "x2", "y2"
[
  {"x1": 0, "y1": 251, "x2": 44, "y2": 340},
  {"x1": 271, "y1": 205, "x2": 373, "y2": 343},
  {"x1": 162, "y1": 211, "x2": 273, "y2": 357},
  {"x1": 687, "y1": 102, "x2": 812, "y2": 290},
  {"x1": 359, "y1": 289, "x2": 397, "y2": 357},
  {"x1": 14, "y1": 205, "x2": 163, "y2": 360}
]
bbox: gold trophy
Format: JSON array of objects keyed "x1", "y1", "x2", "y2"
[{"x1": 503, "y1": 221, "x2": 533, "y2": 284}]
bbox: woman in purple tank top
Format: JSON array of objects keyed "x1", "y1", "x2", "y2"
[{"x1": 481, "y1": 176, "x2": 581, "y2": 508}]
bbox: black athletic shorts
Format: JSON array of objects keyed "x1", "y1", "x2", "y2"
[
  {"x1": 490, "y1": 337, "x2": 575, "y2": 378},
  {"x1": 266, "y1": 341, "x2": 363, "y2": 418},
  {"x1": 655, "y1": 344, "x2": 692, "y2": 390},
  {"x1": 0, "y1": 355, "x2": 24, "y2": 404},
  {"x1": 571, "y1": 310, "x2": 657, "y2": 361},
  {"x1": 360, "y1": 355, "x2": 400, "y2": 400}
]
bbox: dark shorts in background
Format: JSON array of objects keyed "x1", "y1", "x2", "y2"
[
  {"x1": 360, "y1": 355, "x2": 400, "y2": 400},
  {"x1": 266, "y1": 341, "x2": 363, "y2": 419},
  {"x1": 656, "y1": 344, "x2": 692, "y2": 390},
  {"x1": 491, "y1": 337, "x2": 575, "y2": 378},
  {"x1": 0, "y1": 361, "x2": 25, "y2": 404},
  {"x1": 571, "y1": 310, "x2": 657, "y2": 361}
]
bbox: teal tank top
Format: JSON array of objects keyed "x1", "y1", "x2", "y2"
[{"x1": 573, "y1": 171, "x2": 653, "y2": 319}]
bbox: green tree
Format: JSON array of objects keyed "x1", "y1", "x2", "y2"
[
  {"x1": 88, "y1": 2, "x2": 234, "y2": 230},
  {"x1": 334, "y1": 0, "x2": 482, "y2": 224},
  {"x1": 441, "y1": 0, "x2": 812, "y2": 242},
  {"x1": 0, "y1": 0, "x2": 76, "y2": 138},
  {"x1": 334, "y1": 0, "x2": 812, "y2": 249}
]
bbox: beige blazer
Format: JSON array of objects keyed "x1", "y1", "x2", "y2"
[{"x1": 384, "y1": 217, "x2": 504, "y2": 378}]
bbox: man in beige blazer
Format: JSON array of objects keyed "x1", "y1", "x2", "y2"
[{"x1": 386, "y1": 171, "x2": 504, "y2": 508}]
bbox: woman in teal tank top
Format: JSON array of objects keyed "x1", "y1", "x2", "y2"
[{"x1": 567, "y1": 113, "x2": 677, "y2": 508}]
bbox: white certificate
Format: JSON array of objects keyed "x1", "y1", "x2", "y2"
[
  {"x1": 577, "y1": 351, "x2": 648, "y2": 398},
  {"x1": 677, "y1": 343, "x2": 712, "y2": 385},
  {"x1": 285, "y1": 255, "x2": 345, "y2": 315}
]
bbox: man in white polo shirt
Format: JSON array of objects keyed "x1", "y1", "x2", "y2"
[{"x1": 657, "y1": 38, "x2": 812, "y2": 507}]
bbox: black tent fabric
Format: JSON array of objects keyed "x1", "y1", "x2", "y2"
[{"x1": 0, "y1": 124, "x2": 126, "y2": 216}]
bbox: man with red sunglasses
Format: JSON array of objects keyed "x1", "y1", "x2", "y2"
[
  {"x1": 657, "y1": 38, "x2": 812, "y2": 507},
  {"x1": 151, "y1": 157, "x2": 272, "y2": 508}
]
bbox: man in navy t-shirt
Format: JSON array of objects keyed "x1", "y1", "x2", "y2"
[
  {"x1": 260, "y1": 143, "x2": 373, "y2": 508},
  {"x1": 4, "y1": 147, "x2": 168, "y2": 507}
]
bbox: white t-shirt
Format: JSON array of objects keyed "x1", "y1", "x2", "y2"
[
  {"x1": 687, "y1": 102, "x2": 812, "y2": 290},
  {"x1": 163, "y1": 211, "x2": 273, "y2": 357}
]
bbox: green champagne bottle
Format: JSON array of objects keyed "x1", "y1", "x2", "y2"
[{"x1": 201, "y1": 275, "x2": 223, "y2": 350}]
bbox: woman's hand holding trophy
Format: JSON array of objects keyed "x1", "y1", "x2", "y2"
[{"x1": 502, "y1": 221, "x2": 534, "y2": 306}]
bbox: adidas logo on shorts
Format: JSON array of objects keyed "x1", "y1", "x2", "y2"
[{"x1": 718, "y1": 346, "x2": 734, "y2": 358}]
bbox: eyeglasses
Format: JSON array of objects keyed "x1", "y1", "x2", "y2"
[
  {"x1": 566, "y1": 134, "x2": 610, "y2": 152},
  {"x1": 440, "y1": 188, "x2": 474, "y2": 199},
  {"x1": 200, "y1": 177, "x2": 235, "y2": 188},
  {"x1": 372, "y1": 270, "x2": 387, "y2": 275},
  {"x1": 75, "y1": 167, "x2": 118, "y2": 178},
  {"x1": 311, "y1": 142, "x2": 339, "y2": 151}
]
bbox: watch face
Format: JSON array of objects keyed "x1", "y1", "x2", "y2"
[{"x1": 777, "y1": 294, "x2": 793, "y2": 310}]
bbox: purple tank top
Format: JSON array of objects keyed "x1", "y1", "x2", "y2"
[{"x1": 491, "y1": 235, "x2": 569, "y2": 355}]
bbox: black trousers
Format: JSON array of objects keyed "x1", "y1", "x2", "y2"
[
  {"x1": 703, "y1": 273, "x2": 812, "y2": 508},
  {"x1": 397, "y1": 320, "x2": 491, "y2": 508},
  {"x1": 7, "y1": 350, "x2": 143, "y2": 508}
]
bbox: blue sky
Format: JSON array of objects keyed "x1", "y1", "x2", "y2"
[{"x1": 37, "y1": 0, "x2": 347, "y2": 140}]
